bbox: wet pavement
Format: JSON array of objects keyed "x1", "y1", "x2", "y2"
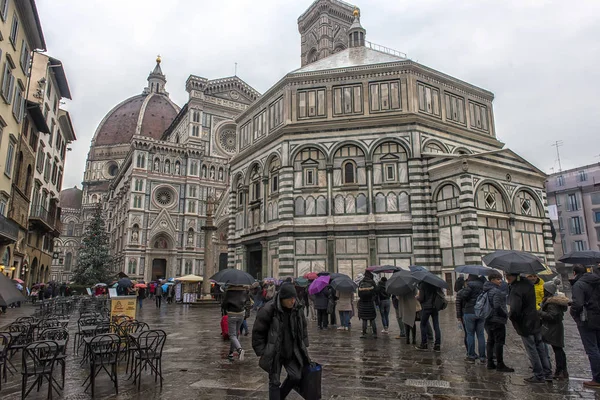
[{"x1": 1, "y1": 300, "x2": 599, "y2": 399}]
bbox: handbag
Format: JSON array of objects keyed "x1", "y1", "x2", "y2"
[{"x1": 296, "y1": 361, "x2": 322, "y2": 400}]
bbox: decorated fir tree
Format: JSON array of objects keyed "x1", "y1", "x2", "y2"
[{"x1": 72, "y1": 203, "x2": 112, "y2": 285}]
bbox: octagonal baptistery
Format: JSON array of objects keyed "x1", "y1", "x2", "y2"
[{"x1": 227, "y1": 3, "x2": 554, "y2": 285}]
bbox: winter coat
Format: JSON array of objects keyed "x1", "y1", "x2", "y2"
[
  {"x1": 336, "y1": 291, "x2": 354, "y2": 312},
  {"x1": 313, "y1": 288, "x2": 329, "y2": 310},
  {"x1": 483, "y1": 281, "x2": 508, "y2": 325},
  {"x1": 570, "y1": 272, "x2": 600, "y2": 330},
  {"x1": 222, "y1": 287, "x2": 249, "y2": 313},
  {"x1": 417, "y1": 282, "x2": 438, "y2": 311},
  {"x1": 398, "y1": 289, "x2": 418, "y2": 327},
  {"x1": 357, "y1": 277, "x2": 377, "y2": 320},
  {"x1": 533, "y1": 278, "x2": 544, "y2": 310},
  {"x1": 377, "y1": 281, "x2": 390, "y2": 302},
  {"x1": 539, "y1": 294, "x2": 569, "y2": 347},
  {"x1": 454, "y1": 276, "x2": 465, "y2": 293},
  {"x1": 252, "y1": 292, "x2": 310, "y2": 373},
  {"x1": 508, "y1": 278, "x2": 540, "y2": 336},
  {"x1": 155, "y1": 285, "x2": 163, "y2": 296},
  {"x1": 457, "y1": 279, "x2": 484, "y2": 315}
]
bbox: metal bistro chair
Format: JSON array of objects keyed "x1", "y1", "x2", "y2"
[
  {"x1": 74, "y1": 316, "x2": 100, "y2": 355},
  {"x1": 0, "y1": 332, "x2": 9, "y2": 389},
  {"x1": 85, "y1": 334, "x2": 121, "y2": 397},
  {"x1": 132, "y1": 330, "x2": 166, "y2": 389},
  {"x1": 118, "y1": 321, "x2": 150, "y2": 375},
  {"x1": 38, "y1": 328, "x2": 69, "y2": 390},
  {"x1": 8, "y1": 322, "x2": 34, "y2": 359},
  {"x1": 21, "y1": 340, "x2": 61, "y2": 400}
]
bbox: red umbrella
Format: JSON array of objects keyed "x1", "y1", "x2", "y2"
[
  {"x1": 12, "y1": 278, "x2": 25, "y2": 284},
  {"x1": 303, "y1": 272, "x2": 318, "y2": 280},
  {"x1": 134, "y1": 283, "x2": 147, "y2": 289}
]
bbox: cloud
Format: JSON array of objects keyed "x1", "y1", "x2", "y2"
[{"x1": 36, "y1": 0, "x2": 600, "y2": 190}]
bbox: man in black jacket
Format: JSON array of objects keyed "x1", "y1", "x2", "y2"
[
  {"x1": 507, "y1": 274, "x2": 551, "y2": 383},
  {"x1": 570, "y1": 267, "x2": 600, "y2": 388},
  {"x1": 483, "y1": 271, "x2": 514, "y2": 372},
  {"x1": 252, "y1": 283, "x2": 310, "y2": 400}
]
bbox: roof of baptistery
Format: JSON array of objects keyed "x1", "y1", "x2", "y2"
[
  {"x1": 59, "y1": 186, "x2": 83, "y2": 210},
  {"x1": 91, "y1": 58, "x2": 180, "y2": 147}
]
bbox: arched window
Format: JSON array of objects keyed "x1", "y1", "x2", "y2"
[
  {"x1": 64, "y1": 252, "x2": 72, "y2": 271},
  {"x1": 269, "y1": 157, "x2": 281, "y2": 194},
  {"x1": 343, "y1": 161, "x2": 355, "y2": 184},
  {"x1": 136, "y1": 154, "x2": 145, "y2": 168},
  {"x1": 128, "y1": 259, "x2": 137, "y2": 274},
  {"x1": 424, "y1": 142, "x2": 445, "y2": 154},
  {"x1": 190, "y1": 162, "x2": 198, "y2": 175},
  {"x1": 67, "y1": 221, "x2": 74, "y2": 236},
  {"x1": 306, "y1": 196, "x2": 316, "y2": 216},
  {"x1": 356, "y1": 194, "x2": 367, "y2": 213},
  {"x1": 375, "y1": 193, "x2": 386, "y2": 213},
  {"x1": 476, "y1": 183, "x2": 506, "y2": 212},
  {"x1": 515, "y1": 191, "x2": 541, "y2": 217},
  {"x1": 184, "y1": 260, "x2": 193, "y2": 275},
  {"x1": 399, "y1": 192, "x2": 410, "y2": 212},
  {"x1": 387, "y1": 192, "x2": 398, "y2": 212},
  {"x1": 91, "y1": 194, "x2": 97, "y2": 203},
  {"x1": 295, "y1": 197, "x2": 305, "y2": 216},
  {"x1": 251, "y1": 168, "x2": 261, "y2": 201},
  {"x1": 316, "y1": 196, "x2": 327, "y2": 216},
  {"x1": 345, "y1": 194, "x2": 356, "y2": 214},
  {"x1": 334, "y1": 195, "x2": 345, "y2": 214}
]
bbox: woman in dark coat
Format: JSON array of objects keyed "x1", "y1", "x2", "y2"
[
  {"x1": 539, "y1": 281, "x2": 570, "y2": 379},
  {"x1": 313, "y1": 287, "x2": 329, "y2": 329},
  {"x1": 357, "y1": 270, "x2": 378, "y2": 338}
]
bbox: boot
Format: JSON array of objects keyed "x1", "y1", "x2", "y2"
[{"x1": 496, "y1": 364, "x2": 515, "y2": 373}]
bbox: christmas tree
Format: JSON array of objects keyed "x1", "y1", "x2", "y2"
[{"x1": 72, "y1": 203, "x2": 113, "y2": 285}]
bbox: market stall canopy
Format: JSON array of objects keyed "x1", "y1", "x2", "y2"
[{"x1": 176, "y1": 274, "x2": 204, "y2": 282}]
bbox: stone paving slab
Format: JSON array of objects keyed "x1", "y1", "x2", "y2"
[{"x1": 0, "y1": 300, "x2": 598, "y2": 399}]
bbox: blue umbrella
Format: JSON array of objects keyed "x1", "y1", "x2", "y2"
[
  {"x1": 455, "y1": 265, "x2": 494, "y2": 276},
  {"x1": 167, "y1": 278, "x2": 175, "y2": 282},
  {"x1": 161, "y1": 283, "x2": 169, "y2": 292}
]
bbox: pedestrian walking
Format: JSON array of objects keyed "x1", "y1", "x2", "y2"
[
  {"x1": 457, "y1": 275, "x2": 486, "y2": 363},
  {"x1": 378, "y1": 277, "x2": 391, "y2": 334},
  {"x1": 358, "y1": 270, "x2": 378, "y2": 339},
  {"x1": 392, "y1": 295, "x2": 407, "y2": 339},
  {"x1": 222, "y1": 284, "x2": 250, "y2": 361},
  {"x1": 483, "y1": 271, "x2": 514, "y2": 372},
  {"x1": 336, "y1": 290, "x2": 353, "y2": 330},
  {"x1": 570, "y1": 265, "x2": 600, "y2": 388},
  {"x1": 328, "y1": 285, "x2": 337, "y2": 327},
  {"x1": 155, "y1": 283, "x2": 163, "y2": 308},
  {"x1": 454, "y1": 278, "x2": 469, "y2": 354},
  {"x1": 416, "y1": 281, "x2": 442, "y2": 351},
  {"x1": 252, "y1": 283, "x2": 310, "y2": 400},
  {"x1": 313, "y1": 286, "x2": 329, "y2": 329},
  {"x1": 507, "y1": 273, "x2": 552, "y2": 383},
  {"x1": 539, "y1": 280, "x2": 569, "y2": 379},
  {"x1": 137, "y1": 286, "x2": 146, "y2": 308}
]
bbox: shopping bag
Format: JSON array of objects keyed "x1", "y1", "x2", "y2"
[{"x1": 296, "y1": 362, "x2": 322, "y2": 400}]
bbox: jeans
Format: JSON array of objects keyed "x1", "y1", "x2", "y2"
[
  {"x1": 521, "y1": 333, "x2": 552, "y2": 380},
  {"x1": 380, "y1": 299, "x2": 391, "y2": 329},
  {"x1": 338, "y1": 311, "x2": 351, "y2": 328},
  {"x1": 485, "y1": 322, "x2": 506, "y2": 366},
  {"x1": 394, "y1": 306, "x2": 406, "y2": 336},
  {"x1": 551, "y1": 345, "x2": 567, "y2": 375},
  {"x1": 227, "y1": 313, "x2": 244, "y2": 353},
  {"x1": 268, "y1": 357, "x2": 303, "y2": 400},
  {"x1": 420, "y1": 308, "x2": 441, "y2": 346},
  {"x1": 317, "y1": 309, "x2": 328, "y2": 329},
  {"x1": 463, "y1": 314, "x2": 486, "y2": 360},
  {"x1": 362, "y1": 319, "x2": 377, "y2": 335},
  {"x1": 578, "y1": 325, "x2": 600, "y2": 383},
  {"x1": 138, "y1": 298, "x2": 143, "y2": 308},
  {"x1": 155, "y1": 295, "x2": 162, "y2": 308},
  {"x1": 240, "y1": 319, "x2": 249, "y2": 335}
]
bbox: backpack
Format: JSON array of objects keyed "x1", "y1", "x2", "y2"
[
  {"x1": 433, "y1": 290, "x2": 448, "y2": 311},
  {"x1": 474, "y1": 292, "x2": 493, "y2": 320}
]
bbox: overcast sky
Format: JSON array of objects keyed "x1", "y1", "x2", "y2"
[{"x1": 36, "y1": 0, "x2": 600, "y2": 190}]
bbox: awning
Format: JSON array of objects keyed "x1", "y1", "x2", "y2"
[
  {"x1": 26, "y1": 101, "x2": 50, "y2": 133},
  {"x1": 176, "y1": 274, "x2": 204, "y2": 282}
]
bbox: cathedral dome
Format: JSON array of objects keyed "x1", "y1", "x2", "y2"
[
  {"x1": 59, "y1": 186, "x2": 83, "y2": 210},
  {"x1": 91, "y1": 59, "x2": 179, "y2": 147}
]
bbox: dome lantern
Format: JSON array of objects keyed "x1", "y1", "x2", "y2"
[{"x1": 348, "y1": 7, "x2": 366, "y2": 48}]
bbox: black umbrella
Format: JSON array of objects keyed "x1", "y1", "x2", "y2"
[
  {"x1": 559, "y1": 250, "x2": 600, "y2": 266},
  {"x1": 409, "y1": 265, "x2": 428, "y2": 272},
  {"x1": 330, "y1": 277, "x2": 358, "y2": 293},
  {"x1": 0, "y1": 273, "x2": 26, "y2": 306},
  {"x1": 411, "y1": 270, "x2": 449, "y2": 289},
  {"x1": 317, "y1": 272, "x2": 330, "y2": 277},
  {"x1": 386, "y1": 270, "x2": 419, "y2": 296},
  {"x1": 210, "y1": 268, "x2": 255, "y2": 286},
  {"x1": 117, "y1": 277, "x2": 132, "y2": 288},
  {"x1": 455, "y1": 265, "x2": 494, "y2": 276},
  {"x1": 482, "y1": 250, "x2": 546, "y2": 275},
  {"x1": 330, "y1": 273, "x2": 350, "y2": 281},
  {"x1": 368, "y1": 265, "x2": 403, "y2": 274}
]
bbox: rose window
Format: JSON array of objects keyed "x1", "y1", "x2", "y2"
[
  {"x1": 218, "y1": 129, "x2": 237, "y2": 154},
  {"x1": 155, "y1": 188, "x2": 175, "y2": 207}
]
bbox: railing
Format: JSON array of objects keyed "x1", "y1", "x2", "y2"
[
  {"x1": 0, "y1": 213, "x2": 19, "y2": 242},
  {"x1": 29, "y1": 205, "x2": 57, "y2": 230},
  {"x1": 365, "y1": 41, "x2": 408, "y2": 59}
]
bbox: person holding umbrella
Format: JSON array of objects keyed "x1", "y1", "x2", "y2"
[
  {"x1": 377, "y1": 277, "x2": 391, "y2": 334},
  {"x1": 313, "y1": 286, "x2": 330, "y2": 330},
  {"x1": 482, "y1": 271, "x2": 514, "y2": 372},
  {"x1": 357, "y1": 270, "x2": 378, "y2": 339},
  {"x1": 222, "y1": 284, "x2": 251, "y2": 361},
  {"x1": 415, "y1": 279, "x2": 445, "y2": 351}
]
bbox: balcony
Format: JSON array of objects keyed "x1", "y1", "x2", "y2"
[
  {"x1": 29, "y1": 205, "x2": 61, "y2": 236},
  {"x1": 0, "y1": 213, "x2": 19, "y2": 246}
]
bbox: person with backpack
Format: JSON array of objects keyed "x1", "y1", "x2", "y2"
[
  {"x1": 416, "y1": 281, "x2": 443, "y2": 351},
  {"x1": 482, "y1": 271, "x2": 514, "y2": 372},
  {"x1": 539, "y1": 280, "x2": 569, "y2": 380},
  {"x1": 570, "y1": 265, "x2": 600, "y2": 388},
  {"x1": 458, "y1": 275, "x2": 486, "y2": 363},
  {"x1": 357, "y1": 270, "x2": 378, "y2": 339},
  {"x1": 507, "y1": 273, "x2": 551, "y2": 383},
  {"x1": 377, "y1": 277, "x2": 391, "y2": 334},
  {"x1": 313, "y1": 286, "x2": 330, "y2": 330}
]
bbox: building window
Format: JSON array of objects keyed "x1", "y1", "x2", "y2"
[
  {"x1": 0, "y1": 0, "x2": 8, "y2": 21},
  {"x1": 269, "y1": 97, "x2": 284, "y2": 129},
  {"x1": 9, "y1": 13, "x2": 18, "y2": 46},
  {"x1": 184, "y1": 260, "x2": 192, "y2": 275},
  {"x1": 570, "y1": 216, "x2": 584, "y2": 235},
  {"x1": 133, "y1": 195, "x2": 142, "y2": 209},
  {"x1": 573, "y1": 240, "x2": 587, "y2": 251},
  {"x1": 384, "y1": 163, "x2": 396, "y2": 182},
  {"x1": 368, "y1": 81, "x2": 400, "y2": 113},
  {"x1": 19, "y1": 40, "x2": 30, "y2": 75},
  {"x1": 417, "y1": 82, "x2": 441, "y2": 117},
  {"x1": 134, "y1": 179, "x2": 143, "y2": 191},
  {"x1": 190, "y1": 161, "x2": 198, "y2": 175},
  {"x1": 304, "y1": 168, "x2": 316, "y2": 186},
  {"x1": 333, "y1": 84, "x2": 363, "y2": 115},
  {"x1": 128, "y1": 259, "x2": 137, "y2": 275},
  {"x1": 240, "y1": 122, "x2": 251, "y2": 148},
  {"x1": 343, "y1": 161, "x2": 356, "y2": 184},
  {"x1": 253, "y1": 110, "x2": 266, "y2": 140},
  {"x1": 0, "y1": 197, "x2": 7, "y2": 216},
  {"x1": 444, "y1": 92, "x2": 466, "y2": 124},
  {"x1": 557, "y1": 175, "x2": 565, "y2": 187},
  {"x1": 468, "y1": 101, "x2": 489, "y2": 132},
  {"x1": 271, "y1": 175, "x2": 278, "y2": 193},
  {"x1": 191, "y1": 125, "x2": 199, "y2": 137},
  {"x1": 567, "y1": 193, "x2": 579, "y2": 211},
  {"x1": 64, "y1": 253, "x2": 72, "y2": 272},
  {"x1": 1, "y1": 60, "x2": 15, "y2": 104},
  {"x1": 484, "y1": 191, "x2": 496, "y2": 210},
  {"x1": 136, "y1": 154, "x2": 145, "y2": 168},
  {"x1": 4, "y1": 139, "x2": 15, "y2": 178},
  {"x1": 578, "y1": 170, "x2": 588, "y2": 182},
  {"x1": 596, "y1": 227, "x2": 600, "y2": 241},
  {"x1": 67, "y1": 221, "x2": 74, "y2": 236},
  {"x1": 188, "y1": 201, "x2": 196, "y2": 213},
  {"x1": 51, "y1": 161, "x2": 58, "y2": 185},
  {"x1": 189, "y1": 185, "x2": 197, "y2": 197},
  {"x1": 591, "y1": 192, "x2": 600, "y2": 205},
  {"x1": 298, "y1": 88, "x2": 326, "y2": 119},
  {"x1": 202, "y1": 112, "x2": 211, "y2": 128},
  {"x1": 594, "y1": 211, "x2": 600, "y2": 223}
]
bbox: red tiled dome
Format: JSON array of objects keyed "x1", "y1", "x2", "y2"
[
  {"x1": 93, "y1": 93, "x2": 179, "y2": 146},
  {"x1": 59, "y1": 186, "x2": 83, "y2": 210}
]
